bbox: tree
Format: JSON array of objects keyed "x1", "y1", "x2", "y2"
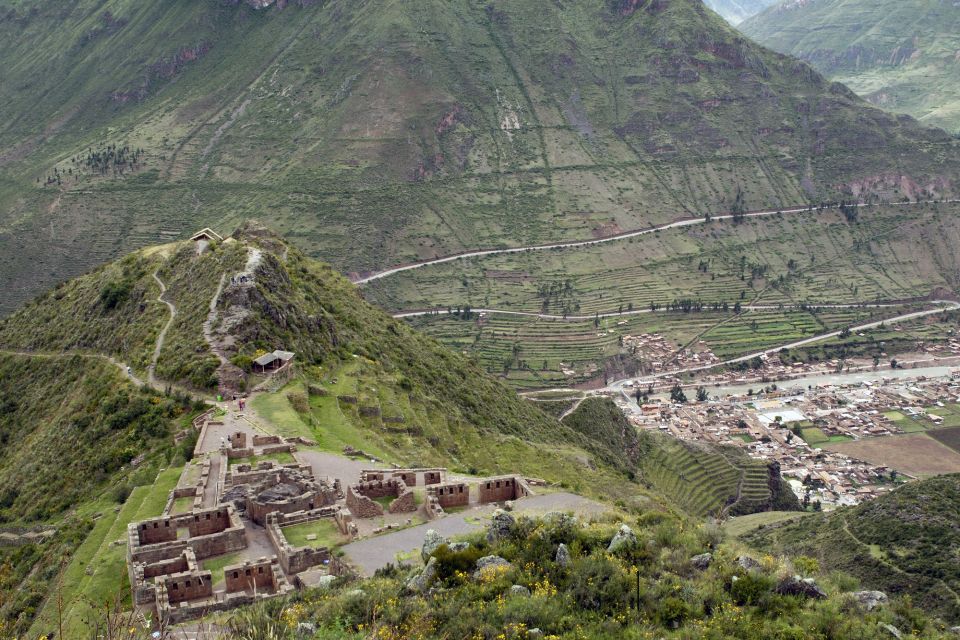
[
  {"x1": 731, "y1": 186, "x2": 746, "y2": 224},
  {"x1": 670, "y1": 384, "x2": 688, "y2": 404},
  {"x1": 696, "y1": 387, "x2": 708, "y2": 402}
]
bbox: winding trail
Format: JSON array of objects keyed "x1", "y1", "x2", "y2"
[
  {"x1": 202, "y1": 273, "x2": 229, "y2": 367},
  {"x1": 355, "y1": 199, "x2": 960, "y2": 285},
  {"x1": 148, "y1": 271, "x2": 177, "y2": 389},
  {"x1": 0, "y1": 348, "x2": 145, "y2": 385}
]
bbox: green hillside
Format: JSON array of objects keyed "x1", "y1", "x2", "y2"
[
  {"x1": 1, "y1": 0, "x2": 958, "y2": 314},
  {"x1": 741, "y1": 0, "x2": 960, "y2": 134},
  {"x1": 224, "y1": 509, "x2": 958, "y2": 640},
  {"x1": 0, "y1": 354, "x2": 196, "y2": 633},
  {"x1": 744, "y1": 474, "x2": 960, "y2": 623}
]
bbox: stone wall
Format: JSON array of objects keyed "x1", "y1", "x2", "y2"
[
  {"x1": 129, "y1": 505, "x2": 247, "y2": 564},
  {"x1": 187, "y1": 507, "x2": 232, "y2": 537},
  {"x1": 265, "y1": 511, "x2": 336, "y2": 575},
  {"x1": 224, "y1": 557, "x2": 278, "y2": 593},
  {"x1": 361, "y1": 468, "x2": 445, "y2": 486},
  {"x1": 137, "y1": 518, "x2": 178, "y2": 545},
  {"x1": 260, "y1": 443, "x2": 296, "y2": 456},
  {"x1": 428, "y1": 482, "x2": 469, "y2": 508},
  {"x1": 252, "y1": 434, "x2": 281, "y2": 446},
  {"x1": 161, "y1": 569, "x2": 213, "y2": 604},
  {"x1": 229, "y1": 431, "x2": 248, "y2": 449},
  {"x1": 477, "y1": 476, "x2": 530, "y2": 504},
  {"x1": 424, "y1": 495, "x2": 445, "y2": 520},
  {"x1": 346, "y1": 479, "x2": 416, "y2": 518},
  {"x1": 131, "y1": 548, "x2": 198, "y2": 605},
  {"x1": 345, "y1": 486, "x2": 383, "y2": 518}
]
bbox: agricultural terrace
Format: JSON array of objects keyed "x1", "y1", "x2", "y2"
[
  {"x1": 408, "y1": 305, "x2": 911, "y2": 390},
  {"x1": 364, "y1": 204, "x2": 960, "y2": 316}
]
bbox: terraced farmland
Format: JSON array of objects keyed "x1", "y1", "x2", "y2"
[
  {"x1": 637, "y1": 434, "x2": 781, "y2": 517},
  {"x1": 409, "y1": 305, "x2": 912, "y2": 390},
  {"x1": 365, "y1": 204, "x2": 960, "y2": 317}
]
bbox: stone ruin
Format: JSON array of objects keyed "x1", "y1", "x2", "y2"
[
  {"x1": 346, "y1": 478, "x2": 416, "y2": 518},
  {"x1": 221, "y1": 461, "x2": 340, "y2": 524}
]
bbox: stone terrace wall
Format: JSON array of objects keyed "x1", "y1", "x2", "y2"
[
  {"x1": 252, "y1": 435, "x2": 282, "y2": 446},
  {"x1": 361, "y1": 468, "x2": 445, "y2": 486},
  {"x1": 428, "y1": 482, "x2": 469, "y2": 508},
  {"x1": 131, "y1": 548, "x2": 198, "y2": 605}
]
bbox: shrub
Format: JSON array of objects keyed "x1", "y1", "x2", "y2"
[
  {"x1": 432, "y1": 544, "x2": 483, "y2": 582},
  {"x1": 112, "y1": 484, "x2": 132, "y2": 504},
  {"x1": 730, "y1": 572, "x2": 775, "y2": 606},
  {"x1": 286, "y1": 391, "x2": 309, "y2": 414}
]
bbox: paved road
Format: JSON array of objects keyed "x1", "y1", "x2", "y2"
[
  {"x1": 393, "y1": 302, "x2": 906, "y2": 321},
  {"x1": 341, "y1": 492, "x2": 608, "y2": 576},
  {"x1": 355, "y1": 199, "x2": 960, "y2": 285},
  {"x1": 605, "y1": 300, "x2": 960, "y2": 399}
]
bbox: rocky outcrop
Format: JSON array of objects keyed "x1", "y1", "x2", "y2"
[
  {"x1": 775, "y1": 575, "x2": 827, "y2": 599},
  {"x1": 607, "y1": 525, "x2": 638, "y2": 554},
  {"x1": 487, "y1": 510, "x2": 515, "y2": 542}
]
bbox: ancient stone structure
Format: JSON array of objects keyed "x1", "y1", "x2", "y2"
[
  {"x1": 361, "y1": 468, "x2": 445, "y2": 486},
  {"x1": 128, "y1": 505, "x2": 247, "y2": 565},
  {"x1": 478, "y1": 476, "x2": 531, "y2": 504},
  {"x1": 345, "y1": 478, "x2": 416, "y2": 518},
  {"x1": 239, "y1": 465, "x2": 338, "y2": 525},
  {"x1": 427, "y1": 482, "x2": 470, "y2": 509},
  {"x1": 265, "y1": 509, "x2": 352, "y2": 575}
]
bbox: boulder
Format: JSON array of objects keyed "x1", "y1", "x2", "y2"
[
  {"x1": 690, "y1": 553, "x2": 713, "y2": 570},
  {"x1": 503, "y1": 500, "x2": 515, "y2": 511},
  {"x1": 509, "y1": 584, "x2": 530, "y2": 597},
  {"x1": 949, "y1": 626, "x2": 960, "y2": 636},
  {"x1": 296, "y1": 622, "x2": 317, "y2": 637},
  {"x1": 607, "y1": 524, "x2": 638, "y2": 554},
  {"x1": 850, "y1": 590, "x2": 888, "y2": 612},
  {"x1": 474, "y1": 555, "x2": 511, "y2": 578},
  {"x1": 555, "y1": 543, "x2": 571, "y2": 568},
  {"x1": 314, "y1": 575, "x2": 337, "y2": 590},
  {"x1": 775, "y1": 575, "x2": 827, "y2": 599},
  {"x1": 544, "y1": 511, "x2": 578, "y2": 529},
  {"x1": 406, "y1": 557, "x2": 438, "y2": 593},
  {"x1": 421, "y1": 529, "x2": 448, "y2": 561},
  {"x1": 880, "y1": 624, "x2": 903, "y2": 639},
  {"x1": 736, "y1": 555, "x2": 761, "y2": 572},
  {"x1": 528, "y1": 629, "x2": 544, "y2": 640},
  {"x1": 449, "y1": 541, "x2": 471, "y2": 553},
  {"x1": 487, "y1": 509, "x2": 515, "y2": 542}
]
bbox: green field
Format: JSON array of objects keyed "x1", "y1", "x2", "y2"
[
  {"x1": 281, "y1": 520, "x2": 349, "y2": 549},
  {"x1": 29, "y1": 467, "x2": 181, "y2": 637},
  {"x1": 722, "y1": 510, "x2": 814, "y2": 537},
  {"x1": 800, "y1": 428, "x2": 852, "y2": 445}
]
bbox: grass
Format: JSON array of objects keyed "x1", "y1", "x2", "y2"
[
  {"x1": 722, "y1": 510, "x2": 813, "y2": 537},
  {"x1": 228, "y1": 451, "x2": 296, "y2": 467},
  {"x1": 280, "y1": 520, "x2": 348, "y2": 549},
  {"x1": 172, "y1": 496, "x2": 194, "y2": 514},
  {"x1": 29, "y1": 466, "x2": 181, "y2": 638},
  {"x1": 202, "y1": 552, "x2": 245, "y2": 588}
]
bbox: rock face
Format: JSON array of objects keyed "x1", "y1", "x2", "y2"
[
  {"x1": 421, "y1": 529, "x2": 448, "y2": 561},
  {"x1": 487, "y1": 509, "x2": 515, "y2": 542},
  {"x1": 474, "y1": 555, "x2": 511, "y2": 578},
  {"x1": 691, "y1": 552, "x2": 713, "y2": 570},
  {"x1": 851, "y1": 590, "x2": 888, "y2": 612},
  {"x1": 775, "y1": 575, "x2": 827, "y2": 599},
  {"x1": 607, "y1": 524, "x2": 638, "y2": 554},
  {"x1": 406, "y1": 557, "x2": 438, "y2": 593},
  {"x1": 555, "y1": 543, "x2": 571, "y2": 567},
  {"x1": 736, "y1": 555, "x2": 761, "y2": 572}
]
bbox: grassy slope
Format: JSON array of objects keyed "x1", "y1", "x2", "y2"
[
  {"x1": 744, "y1": 474, "x2": 960, "y2": 623},
  {"x1": 741, "y1": 0, "x2": 960, "y2": 134},
  {"x1": 0, "y1": 354, "x2": 192, "y2": 636},
  {"x1": 1, "y1": 0, "x2": 959, "y2": 314}
]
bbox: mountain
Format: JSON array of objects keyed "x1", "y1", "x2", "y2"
[
  {"x1": 744, "y1": 474, "x2": 960, "y2": 623},
  {"x1": 1, "y1": 0, "x2": 959, "y2": 315},
  {"x1": 704, "y1": 0, "x2": 779, "y2": 24},
  {"x1": 0, "y1": 227, "x2": 806, "y2": 635},
  {"x1": 741, "y1": 0, "x2": 960, "y2": 134}
]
